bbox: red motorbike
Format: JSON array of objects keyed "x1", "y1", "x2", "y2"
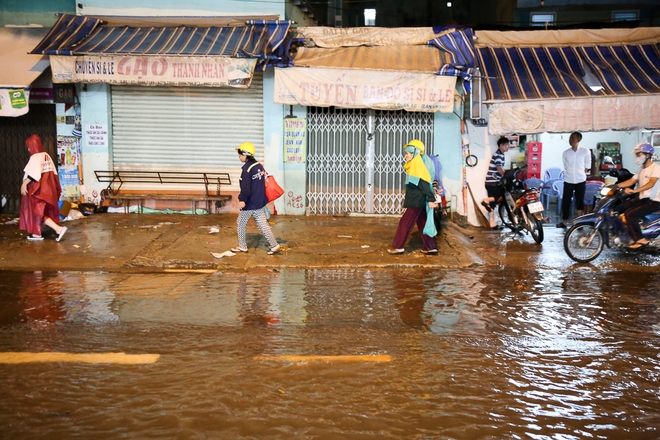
[{"x1": 497, "y1": 166, "x2": 545, "y2": 244}]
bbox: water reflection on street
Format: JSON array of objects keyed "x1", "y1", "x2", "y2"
[{"x1": 1, "y1": 268, "x2": 659, "y2": 439}]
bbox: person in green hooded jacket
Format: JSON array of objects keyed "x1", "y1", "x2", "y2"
[{"x1": 387, "y1": 140, "x2": 439, "y2": 255}]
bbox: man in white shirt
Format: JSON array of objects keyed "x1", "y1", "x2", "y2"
[{"x1": 557, "y1": 131, "x2": 591, "y2": 228}]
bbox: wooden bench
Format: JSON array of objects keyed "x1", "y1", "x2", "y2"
[{"x1": 95, "y1": 170, "x2": 232, "y2": 214}]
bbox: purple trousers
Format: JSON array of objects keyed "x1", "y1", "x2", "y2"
[{"x1": 392, "y1": 207, "x2": 438, "y2": 251}]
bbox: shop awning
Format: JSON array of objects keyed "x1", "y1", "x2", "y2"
[
  {"x1": 477, "y1": 44, "x2": 660, "y2": 101},
  {"x1": 31, "y1": 14, "x2": 293, "y2": 69},
  {"x1": 475, "y1": 27, "x2": 660, "y2": 102},
  {"x1": 578, "y1": 44, "x2": 660, "y2": 95},
  {"x1": 281, "y1": 27, "x2": 472, "y2": 113},
  {"x1": 293, "y1": 45, "x2": 449, "y2": 73},
  {"x1": 293, "y1": 27, "x2": 476, "y2": 80},
  {"x1": 0, "y1": 27, "x2": 50, "y2": 117},
  {"x1": 474, "y1": 28, "x2": 660, "y2": 134},
  {"x1": 30, "y1": 14, "x2": 103, "y2": 55},
  {"x1": 428, "y1": 27, "x2": 476, "y2": 81}
]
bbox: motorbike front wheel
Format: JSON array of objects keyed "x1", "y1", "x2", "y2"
[
  {"x1": 526, "y1": 209, "x2": 544, "y2": 244},
  {"x1": 564, "y1": 223, "x2": 604, "y2": 263},
  {"x1": 498, "y1": 202, "x2": 516, "y2": 230}
]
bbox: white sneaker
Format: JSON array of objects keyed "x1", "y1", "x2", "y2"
[
  {"x1": 27, "y1": 235, "x2": 44, "y2": 241},
  {"x1": 56, "y1": 226, "x2": 68, "y2": 242},
  {"x1": 267, "y1": 244, "x2": 281, "y2": 255}
]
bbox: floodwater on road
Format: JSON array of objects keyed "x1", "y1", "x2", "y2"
[{"x1": 1, "y1": 267, "x2": 659, "y2": 439}]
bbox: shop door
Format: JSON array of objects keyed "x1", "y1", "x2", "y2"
[
  {"x1": 0, "y1": 104, "x2": 56, "y2": 213},
  {"x1": 110, "y1": 73, "x2": 264, "y2": 192},
  {"x1": 306, "y1": 107, "x2": 433, "y2": 215}
]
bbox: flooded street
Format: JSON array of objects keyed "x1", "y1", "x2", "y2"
[{"x1": 1, "y1": 267, "x2": 660, "y2": 439}]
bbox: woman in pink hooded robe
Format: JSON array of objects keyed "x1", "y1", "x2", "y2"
[{"x1": 20, "y1": 134, "x2": 67, "y2": 241}]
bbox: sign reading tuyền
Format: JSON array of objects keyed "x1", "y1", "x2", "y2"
[
  {"x1": 274, "y1": 67, "x2": 457, "y2": 113},
  {"x1": 50, "y1": 55, "x2": 257, "y2": 88}
]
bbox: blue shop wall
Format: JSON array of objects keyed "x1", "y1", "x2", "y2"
[
  {"x1": 76, "y1": 0, "x2": 285, "y2": 16},
  {"x1": 0, "y1": 0, "x2": 75, "y2": 27}
]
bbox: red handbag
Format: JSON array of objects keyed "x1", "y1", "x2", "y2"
[{"x1": 264, "y1": 172, "x2": 284, "y2": 202}]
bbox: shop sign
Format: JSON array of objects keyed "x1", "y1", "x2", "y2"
[
  {"x1": 488, "y1": 94, "x2": 660, "y2": 135},
  {"x1": 30, "y1": 87, "x2": 54, "y2": 101},
  {"x1": 274, "y1": 67, "x2": 457, "y2": 113},
  {"x1": 0, "y1": 88, "x2": 30, "y2": 117},
  {"x1": 283, "y1": 118, "x2": 306, "y2": 163},
  {"x1": 54, "y1": 84, "x2": 75, "y2": 103},
  {"x1": 50, "y1": 55, "x2": 256, "y2": 88}
]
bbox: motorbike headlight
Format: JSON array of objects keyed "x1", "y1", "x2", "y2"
[{"x1": 601, "y1": 186, "x2": 614, "y2": 197}]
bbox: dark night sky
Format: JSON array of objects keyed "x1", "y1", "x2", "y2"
[{"x1": 305, "y1": 0, "x2": 657, "y2": 29}]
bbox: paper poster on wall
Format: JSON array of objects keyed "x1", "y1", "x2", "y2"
[
  {"x1": 85, "y1": 124, "x2": 108, "y2": 148},
  {"x1": 284, "y1": 118, "x2": 307, "y2": 163},
  {"x1": 57, "y1": 135, "x2": 81, "y2": 199},
  {"x1": 57, "y1": 135, "x2": 80, "y2": 167},
  {"x1": 58, "y1": 166, "x2": 80, "y2": 199}
]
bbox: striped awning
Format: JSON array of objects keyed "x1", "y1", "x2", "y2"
[
  {"x1": 31, "y1": 14, "x2": 293, "y2": 69},
  {"x1": 477, "y1": 43, "x2": 660, "y2": 101},
  {"x1": 427, "y1": 28, "x2": 476, "y2": 81},
  {"x1": 30, "y1": 14, "x2": 102, "y2": 55},
  {"x1": 578, "y1": 45, "x2": 660, "y2": 95}
]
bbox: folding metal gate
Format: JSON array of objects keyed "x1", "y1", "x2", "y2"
[{"x1": 306, "y1": 107, "x2": 433, "y2": 215}]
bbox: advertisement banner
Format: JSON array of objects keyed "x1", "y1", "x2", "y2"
[
  {"x1": 58, "y1": 166, "x2": 81, "y2": 199},
  {"x1": 57, "y1": 136, "x2": 81, "y2": 199},
  {"x1": 50, "y1": 55, "x2": 257, "y2": 88},
  {"x1": 0, "y1": 88, "x2": 30, "y2": 117},
  {"x1": 57, "y1": 135, "x2": 80, "y2": 167},
  {"x1": 275, "y1": 67, "x2": 457, "y2": 113},
  {"x1": 593, "y1": 96, "x2": 660, "y2": 131},
  {"x1": 488, "y1": 94, "x2": 660, "y2": 135},
  {"x1": 283, "y1": 118, "x2": 307, "y2": 163}
]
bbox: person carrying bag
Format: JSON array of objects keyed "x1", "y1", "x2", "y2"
[{"x1": 231, "y1": 142, "x2": 281, "y2": 255}]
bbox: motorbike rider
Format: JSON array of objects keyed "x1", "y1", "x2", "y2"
[
  {"x1": 482, "y1": 137, "x2": 510, "y2": 229},
  {"x1": 615, "y1": 142, "x2": 660, "y2": 249}
]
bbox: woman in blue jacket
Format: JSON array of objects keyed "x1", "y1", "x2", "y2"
[{"x1": 231, "y1": 142, "x2": 280, "y2": 255}]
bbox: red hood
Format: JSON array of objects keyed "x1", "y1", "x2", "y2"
[{"x1": 25, "y1": 134, "x2": 44, "y2": 155}]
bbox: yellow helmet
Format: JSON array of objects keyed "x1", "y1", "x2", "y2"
[
  {"x1": 236, "y1": 142, "x2": 255, "y2": 156},
  {"x1": 405, "y1": 139, "x2": 425, "y2": 154}
]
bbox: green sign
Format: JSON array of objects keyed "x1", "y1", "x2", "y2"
[{"x1": 9, "y1": 89, "x2": 27, "y2": 109}]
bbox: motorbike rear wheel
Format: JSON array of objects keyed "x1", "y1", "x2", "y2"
[
  {"x1": 498, "y1": 202, "x2": 516, "y2": 230},
  {"x1": 564, "y1": 223, "x2": 604, "y2": 263},
  {"x1": 526, "y1": 209, "x2": 544, "y2": 244}
]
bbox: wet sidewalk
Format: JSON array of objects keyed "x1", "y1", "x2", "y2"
[{"x1": 0, "y1": 212, "x2": 501, "y2": 272}]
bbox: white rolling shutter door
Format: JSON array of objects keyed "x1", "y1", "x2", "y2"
[{"x1": 110, "y1": 73, "x2": 263, "y2": 190}]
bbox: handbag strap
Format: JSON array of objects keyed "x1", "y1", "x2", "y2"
[{"x1": 247, "y1": 162, "x2": 269, "y2": 180}]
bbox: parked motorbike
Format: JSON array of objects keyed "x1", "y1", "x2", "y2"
[
  {"x1": 497, "y1": 166, "x2": 545, "y2": 244},
  {"x1": 564, "y1": 186, "x2": 660, "y2": 262}
]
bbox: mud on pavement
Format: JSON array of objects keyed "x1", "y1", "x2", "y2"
[{"x1": 0, "y1": 213, "x2": 500, "y2": 272}]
